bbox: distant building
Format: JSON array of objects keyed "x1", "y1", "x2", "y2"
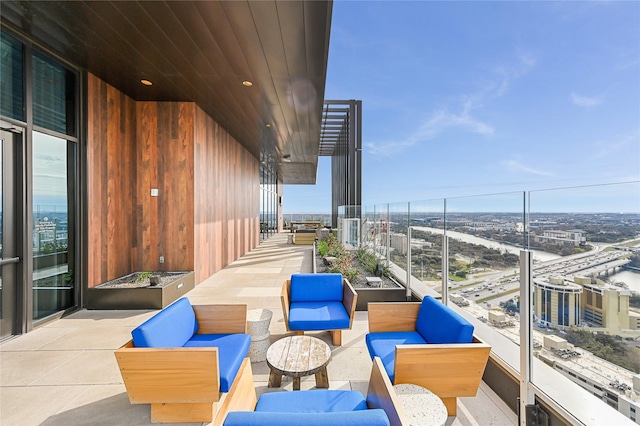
[
  {"x1": 536, "y1": 338, "x2": 640, "y2": 423},
  {"x1": 534, "y1": 276, "x2": 583, "y2": 327},
  {"x1": 533, "y1": 275, "x2": 633, "y2": 333},
  {"x1": 534, "y1": 229, "x2": 586, "y2": 247}
]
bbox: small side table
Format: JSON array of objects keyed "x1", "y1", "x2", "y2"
[
  {"x1": 393, "y1": 384, "x2": 448, "y2": 426},
  {"x1": 246, "y1": 308, "x2": 273, "y2": 362},
  {"x1": 266, "y1": 335, "x2": 331, "y2": 390}
]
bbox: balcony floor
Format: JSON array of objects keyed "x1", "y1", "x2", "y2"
[{"x1": 0, "y1": 232, "x2": 517, "y2": 425}]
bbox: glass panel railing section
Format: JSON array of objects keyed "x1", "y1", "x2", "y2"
[
  {"x1": 387, "y1": 202, "x2": 410, "y2": 285},
  {"x1": 443, "y1": 192, "x2": 526, "y2": 341},
  {"x1": 361, "y1": 204, "x2": 377, "y2": 251},
  {"x1": 408, "y1": 199, "x2": 445, "y2": 297},
  {"x1": 371, "y1": 204, "x2": 389, "y2": 260},
  {"x1": 528, "y1": 181, "x2": 640, "y2": 422}
]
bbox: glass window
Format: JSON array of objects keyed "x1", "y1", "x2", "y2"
[
  {"x1": 32, "y1": 51, "x2": 76, "y2": 136},
  {"x1": 32, "y1": 131, "x2": 75, "y2": 320},
  {"x1": 0, "y1": 32, "x2": 25, "y2": 121}
]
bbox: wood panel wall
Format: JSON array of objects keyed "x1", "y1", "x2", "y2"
[
  {"x1": 136, "y1": 102, "x2": 195, "y2": 273},
  {"x1": 87, "y1": 74, "x2": 259, "y2": 288},
  {"x1": 193, "y1": 106, "x2": 259, "y2": 284},
  {"x1": 87, "y1": 74, "x2": 136, "y2": 287}
]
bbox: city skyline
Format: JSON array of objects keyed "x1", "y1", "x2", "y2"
[{"x1": 283, "y1": 1, "x2": 640, "y2": 213}]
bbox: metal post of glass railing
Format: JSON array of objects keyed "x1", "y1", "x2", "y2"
[
  {"x1": 406, "y1": 227, "x2": 412, "y2": 301},
  {"x1": 519, "y1": 249, "x2": 534, "y2": 425},
  {"x1": 442, "y1": 235, "x2": 449, "y2": 305}
]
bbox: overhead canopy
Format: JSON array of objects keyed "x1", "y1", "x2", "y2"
[{"x1": 1, "y1": 0, "x2": 333, "y2": 183}]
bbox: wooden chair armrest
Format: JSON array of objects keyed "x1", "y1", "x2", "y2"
[
  {"x1": 366, "y1": 357, "x2": 407, "y2": 426},
  {"x1": 280, "y1": 280, "x2": 291, "y2": 332},
  {"x1": 342, "y1": 278, "x2": 358, "y2": 328},
  {"x1": 193, "y1": 304, "x2": 247, "y2": 334},
  {"x1": 367, "y1": 302, "x2": 421, "y2": 332},
  {"x1": 115, "y1": 342, "x2": 220, "y2": 403},
  {"x1": 394, "y1": 338, "x2": 491, "y2": 398}
]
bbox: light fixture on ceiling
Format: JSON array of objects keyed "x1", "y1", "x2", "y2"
[
  {"x1": 242, "y1": 80, "x2": 253, "y2": 87},
  {"x1": 265, "y1": 123, "x2": 272, "y2": 128},
  {"x1": 140, "y1": 79, "x2": 153, "y2": 86}
]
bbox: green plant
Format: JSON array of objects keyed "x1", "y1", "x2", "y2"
[
  {"x1": 355, "y1": 247, "x2": 389, "y2": 277},
  {"x1": 136, "y1": 272, "x2": 152, "y2": 282},
  {"x1": 318, "y1": 240, "x2": 329, "y2": 257}
]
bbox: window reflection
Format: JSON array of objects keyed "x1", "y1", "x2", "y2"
[{"x1": 32, "y1": 132, "x2": 75, "y2": 319}]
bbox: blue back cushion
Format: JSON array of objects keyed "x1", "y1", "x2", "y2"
[
  {"x1": 255, "y1": 390, "x2": 368, "y2": 413},
  {"x1": 223, "y1": 410, "x2": 390, "y2": 426},
  {"x1": 290, "y1": 273, "x2": 343, "y2": 302},
  {"x1": 415, "y1": 296, "x2": 474, "y2": 344},
  {"x1": 131, "y1": 298, "x2": 198, "y2": 348}
]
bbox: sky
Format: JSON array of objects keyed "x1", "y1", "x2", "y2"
[{"x1": 283, "y1": 0, "x2": 640, "y2": 214}]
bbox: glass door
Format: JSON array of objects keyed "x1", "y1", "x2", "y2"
[{"x1": 0, "y1": 128, "x2": 20, "y2": 338}]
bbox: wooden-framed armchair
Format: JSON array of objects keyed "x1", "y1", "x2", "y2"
[
  {"x1": 222, "y1": 356, "x2": 408, "y2": 426},
  {"x1": 365, "y1": 297, "x2": 491, "y2": 416},
  {"x1": 114, "y1": 298, "x2": 256, "y2": 424},
  {"x1": 281, "y1": 273, "x2": 357, "y2": 346}
]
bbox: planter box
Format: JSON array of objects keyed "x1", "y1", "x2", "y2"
[
  {"x1": 355, "y1": 281, "x2": 408, "y2": 311},
  {"x1": 87, "y1": 271, "x2": 195, "y2": 310}
]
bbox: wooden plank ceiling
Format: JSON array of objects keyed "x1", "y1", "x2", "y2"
[{"x1": 1, "y1": 0, "x2": 332, "y2": 183}]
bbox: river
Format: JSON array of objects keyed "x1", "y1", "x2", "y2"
[
  {"x1": 412, "y1": 226, "x2": 560, "y2": 262},
  {"x1": 413, "y1": 226, "x2": 640, "y2": 292}
]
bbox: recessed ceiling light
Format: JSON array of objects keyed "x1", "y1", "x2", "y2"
[
  {"x1": 242, "y1": 80, "x2": 253, "y2": 87},
  {"x1": 265, "y1": 123, "x2": 272, "y2": 128},
  {"x1": 140, "y1": 79, "x2": 153, "y2": 86}
]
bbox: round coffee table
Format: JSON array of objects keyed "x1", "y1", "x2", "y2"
[
  {"x1": 393, "y1": 384, "x2": 448, "y2": 426},
  {"x1": 266, "y1": 335, "x2": 331, "y2": 391}
]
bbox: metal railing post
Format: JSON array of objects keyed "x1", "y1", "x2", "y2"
[
  {"x1": 406, "y1": 227, "x2": 412, "y2": 300},
  {"x1": 520, "y1": 250, "x2": 534, "y2": 425}
]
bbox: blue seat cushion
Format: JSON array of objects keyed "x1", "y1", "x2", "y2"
[
  {"x1": 288, "y1": 301, "x2": 350, "y2": 330},
  {"x1": 255, "y1": 390, "x2": 367, "y2": 413},
  {"x1": 183, "y1": 333, "x2": 251, "y2": 392},
  {"x1": 131, "y1": 298, "x2": 198, "y2": 348},
  {"x1": 416, "y1": 296, "x2": 474, "y2": 344},
  {"x1": 290, "y1": 273, "x2": 344, "y2": 302},
  {"x1": 223, "y1": 410, "x2": 390, "y2": 426},
  {"x1": 365, "y1": 331, "x2": 427, "y2": 382}
]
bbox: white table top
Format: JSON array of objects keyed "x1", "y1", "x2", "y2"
[{"x1": 393, "y1": 383, "x2": 448, "y2": 426}]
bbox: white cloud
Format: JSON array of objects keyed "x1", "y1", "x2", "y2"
[
  {"x1": 365, "y1": 51, "x2": 535, "y2": 157},
  {"x1": 571, "y1": 93, "x2": 602, "y2": 108},
  {"x1": 504, "y1": 159, "x2": 555, "y2": 177}
]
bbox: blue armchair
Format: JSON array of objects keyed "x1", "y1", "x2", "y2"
[
  {"x1": 281, "y1": 273, "x2": 358, "y2": 346},
  {"x1": 365, "y1": 296, "x2": 491, "y2": 416}
]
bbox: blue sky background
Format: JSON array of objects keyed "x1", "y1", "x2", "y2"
[{"x1": 283, "y1": 1, "x2": 640, "y2": 213}]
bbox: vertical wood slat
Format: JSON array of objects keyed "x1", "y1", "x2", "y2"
[
  {"x1": 87, "y1": 74, "x2": 136, "y2": 287},
  {"x1": 194, "y1": 106, "x2": 259, "y2": 284}
]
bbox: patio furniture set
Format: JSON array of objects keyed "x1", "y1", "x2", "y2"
[{"x1": 114, "y1": 273, "x2": 491, "y2": 425}]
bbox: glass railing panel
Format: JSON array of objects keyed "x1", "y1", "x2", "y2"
[
  {"x1": 408, "y1": 199, "x2": 445, "y2": 293},
  {"x1": 528, "y1": 181, "x2": 640, "y2": 421},
  {"x1": 361, "y1": 204, "x2": 377, "y2": 249},
  {"x1": 442, "y1": 192, "x2": 526, "y2": 343},
  {"x1": 387, "y1": 202, "x2": 410, "y2": 280}
]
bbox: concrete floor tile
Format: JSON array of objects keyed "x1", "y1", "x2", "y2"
[
  {"x1": 39, "y1": 385, "x2": 157, "y2": 426},
  {"x1": 39, "y1": 326, "x2": 133, "y2": 350},
  {"x1": 0, "y1": 327, "x2": 75, "y2": 351},
  {"x1": 1, "y1": 350, "x2": 83, "y2": 386},
  {"x1": 33, "y1": 350, "x2": 123, "y2": 386},
  {"x1": 1, "y1": 385, "x2": 88, "y2": 426}
]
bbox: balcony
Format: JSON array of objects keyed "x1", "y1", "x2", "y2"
[{"x1": 0, "y1": 232, "x2": 515, "y2": 426}]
